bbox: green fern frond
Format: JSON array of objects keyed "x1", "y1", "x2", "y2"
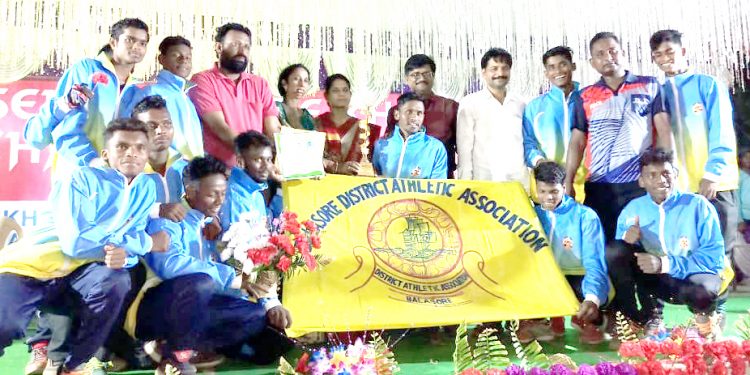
[
  {"x1": 453, "y1": 322, "x2": 474, "y2": 373},
  {"x1": 615, "y1": 311, "x2": 639, "y2": 342},
  {"x1": 521, "y1": 340, "x2": 550, "y2": 369},
  {"x1": 474, "y1": 328, "x2": 510, "y2": 370},
  {"x1": 735, "y1": 309, "x2": 750, "y2": 340},
  {"x1": 369, "y1": 332, "x2": 400, "y2": 374}
]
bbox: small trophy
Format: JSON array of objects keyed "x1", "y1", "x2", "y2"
[{"x1": 357, "y1": 108, "x2": 376, "y2": 177}]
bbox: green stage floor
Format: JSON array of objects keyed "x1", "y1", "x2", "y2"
[{"x1": 1, "y1": 290, "x2": 748, "y2": 374}]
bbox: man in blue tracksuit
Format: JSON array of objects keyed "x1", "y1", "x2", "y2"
[
  {"x1": 220, "y1": 131, "x2": 284, "y2": 234},
  {"x1": 373, "y1": 92, "x2": 448, "y2": 179},
  {"x1": 0, "y1": 119, "x2": 168, "y2": 375},
  {"x1": 532, "y1": 161, "x2": 609, "y2": 344},
  {"x1": 138, "y1": 156, "x2": 291, "y2": 374},
  {"x1": 119, "y1": 36, "x2": 204, "y2": 159},
  {"x1": 522, "y1": 47, "x2": 580, "y2": 169},
  {"x1": 24, "y1": 18, "x2": 150, "y2": 189},
  {"x1": 608, "y1": 148, "x2": 731, "y2": 339}
]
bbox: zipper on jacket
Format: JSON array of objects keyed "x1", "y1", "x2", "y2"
[
  {"x1": 658, "y1": 204, "x2": 667, "y2": 254},
  {"x1": 396, "y1": 133, "x2": 412, "y2": 178},
  {"x1": 106, "y1": 173, "x2": 132, "y2": 234}
]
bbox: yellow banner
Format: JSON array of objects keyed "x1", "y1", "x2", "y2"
[{"x1": 282, "y1": 175, "x2": 579, "y2": 337}]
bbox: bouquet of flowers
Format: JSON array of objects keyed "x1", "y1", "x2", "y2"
[
  {"x1": 220, "y1": 210, "x2": 323, "y2": 284},
  {"x1": 278, "y1": 333, "x2": 400, "y2": 375}
]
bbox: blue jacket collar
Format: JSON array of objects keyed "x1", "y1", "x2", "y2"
[
  {"x1": 389, "y1": 126, "x2": 427, "y2": 143},
  {"x1": 231, "y1": 167, "x2": 268, "y2": 194},
  {"x1": 647, "y1": 189, "x2": 682, "y2": 208},
  {"x1": 549, "y1": 82, "x2": 580, "y2": 100},
  {"x1": 545, "y1": 194, "x2": 575, "y2": 215},
  {"x1": 156, "y1": 69, "x2": 196, "y2": 92}
]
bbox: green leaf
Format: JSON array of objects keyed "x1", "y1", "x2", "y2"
[
  {"x1": 453, "y1": 322, "x2": 474, "y2": 373},
  {"x1": 735, "y1": 309, "x2": 750, "y2": 340},
  {"x1": 474, "y1": 328, "x2": 509, "y2": 370},
  {"x1": 277, "y1": 357, "x2": 298, "y2": 375}
]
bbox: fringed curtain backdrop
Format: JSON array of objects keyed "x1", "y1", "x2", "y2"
[{"x1": 1, "y1": 0, "x2": 748, "y2": 106}]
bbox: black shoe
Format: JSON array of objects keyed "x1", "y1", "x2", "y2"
[{"x1": 247, "y1": 327, "x2": 295, "y2": 365}]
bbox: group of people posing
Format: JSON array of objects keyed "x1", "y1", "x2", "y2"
[{"x1": 0, "y1": 15, "x2": 741, "y2": 375}]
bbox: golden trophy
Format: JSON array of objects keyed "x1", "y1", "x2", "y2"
[{"x1": 357, "y1": 108, "x2": 377, "y2": 177}]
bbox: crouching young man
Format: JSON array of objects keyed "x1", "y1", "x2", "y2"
[
  {"x1": 607, "y1": 148, "x2": 733, "y2": 340},
  {"x1": 0, "y1": 119, "x2": 167, "y2": 374},
  {"x1": 524, "y1": 161, "x2": 609, "y2": 344},
  {"x1": 133, "y1": 156, "x2": 292, "y2": 374}
]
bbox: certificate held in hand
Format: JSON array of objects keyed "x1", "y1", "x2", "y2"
[{"x1": 274, "y1": 128, "x2": 326, "y2": 180}]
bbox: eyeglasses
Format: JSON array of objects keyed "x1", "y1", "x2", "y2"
[{"x1": 407, "y1": 71, "x2": 434, "y2": 80}]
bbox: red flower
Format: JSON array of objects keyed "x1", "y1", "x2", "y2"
[
  {"x1": 459, "y1": 369, "x2": 483, "y2": 375},
  {"x1": 644, "y1": 361, "x2": 665, "y2": 375},
  {"x1": 729, "y1": 358, "x2": 746, "y2": 375},
  {"x1": 296, "y1": 236, "x2": 310, "y2": 255},
  {"x1": 710, "y1": 362, "x2": 727, "y2": 375},
  {"x1": 303, "y1": 251, "x2": 317, "y2": 271},
  {"x1": 684, "y1": 356, "x2": 707, "y2": 375},
  {"x1": 706, "y1": 341, "x2": 729, "y2": 361},
  {"x1": 91, "y1": 72, "x2": 109, "y2": 86},
  {"x1": 284, "y1": 221, "x2": 302, "y2": 235},
  {"x1": 282, "y1": 211, "x2": 298, "y2": 222},
  {"x1": 310, "y1": 233, "x2": 322, "y2": 249},
  {"x1": 635, "y1": 362, "x2": 651, "y2": 375},
  {"x1": 302, "y1": 220, "x2": 317, "y2": 232},
  {"x1": 681, "y1": 339, "x2": 704, "y2": 357},
  {"x1": 619, "y1": 341, "x2": 645, "y2": 358},
  {"x1": 276, "y1": 256, "x2": 292, "y2": 272},
  {"x1": 743, "y1": 340, "x2": 750, "y2": 356},
  {"x1": 641, "y1": 340, "x2": 660, "y2": 361},
  {"x1": 295, "y1": 352, "x2": 310, "y2": 373},
  {"x1": 659, "y1": 339, "x2": 682, "y2": 357},
  {"x1": 723, "y1": 340, "x2": 742, "y2": 359},
  {"x1": 486, "y1": 369, "x2": 505, "y2": 375}
]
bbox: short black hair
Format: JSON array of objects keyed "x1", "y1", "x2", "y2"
[
  {"x1": 131, "y1": 95, "x2": 168, "y2": 117},
  {"x1": 481, "y1": 48, "x2": 513, "y2": 69},
  {"x1": 215, "y1": 23, "x2": 252, "y2": 43},
  {"x1": 396, "y1": 92, "x2": 424, "y2": 109},
  {"x1": 404, "y1": 54, "x2": 436, "y2": 75},
  {"x1": 183, "y1": 155, "x2": 227, "y2": 186},
  {"x1": 104, "y1": 118, "x2": 149, "y2": 144},
  {"x1": 589, "y1": 32, "x2": 620, "y2": 53},
  {"x1": 158, "y1": 36, "x2": 191, "y2": 55},
  {"x1": 324, "y1": 73, "x2": 351, "y2": 94},
  {"x1": 534, "y1": 161, "x2": 566, "y2": 185},
  {"x1": 649, "y1": 29, "x2": 683, "y2": 51},
  {"x1": 234, "y1": 130, "x2": 274, "y2": 154},
  {"x1": 99, "y1": 18, "x2": 149, "y2": 54},
  {"x1": 277, "y1": 64, "x2": 310, "y2": 97},
  {"x1": 542, "y1": 46, "x2": 573, "y2": 65},
  {"x1": 639, "y1": 148, "x2": 674, "y2": 171}
]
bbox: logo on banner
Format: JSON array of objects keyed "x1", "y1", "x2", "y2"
[{"x1": 346, "y1": 199, "x2": 503, "y2": 305}]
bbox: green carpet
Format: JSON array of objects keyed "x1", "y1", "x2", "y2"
[{"x1": 1, "y1": 293, "x2": 747, "y2": 374}]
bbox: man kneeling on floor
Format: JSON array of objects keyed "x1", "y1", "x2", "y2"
[
  {"x1": 132, "y1": 155, "x2": 292, "y2": 374},
  {"x1": 607, "y1": 148, "x2": 733, "y2": 340},
  {"x1": 519, "y1": 161, "x2": 609, "y2": 344},
  {"x1": 0, "y1": 119, "x2": 167, "y2": 375}
]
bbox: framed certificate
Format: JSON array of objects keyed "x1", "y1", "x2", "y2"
[{"x1": 274, "y1": 128, "x2": 326, "y2": 180}]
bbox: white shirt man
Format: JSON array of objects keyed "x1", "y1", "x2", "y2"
[{"x1": 457, "y1": 48, "x2": 528, "y2": 190}]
